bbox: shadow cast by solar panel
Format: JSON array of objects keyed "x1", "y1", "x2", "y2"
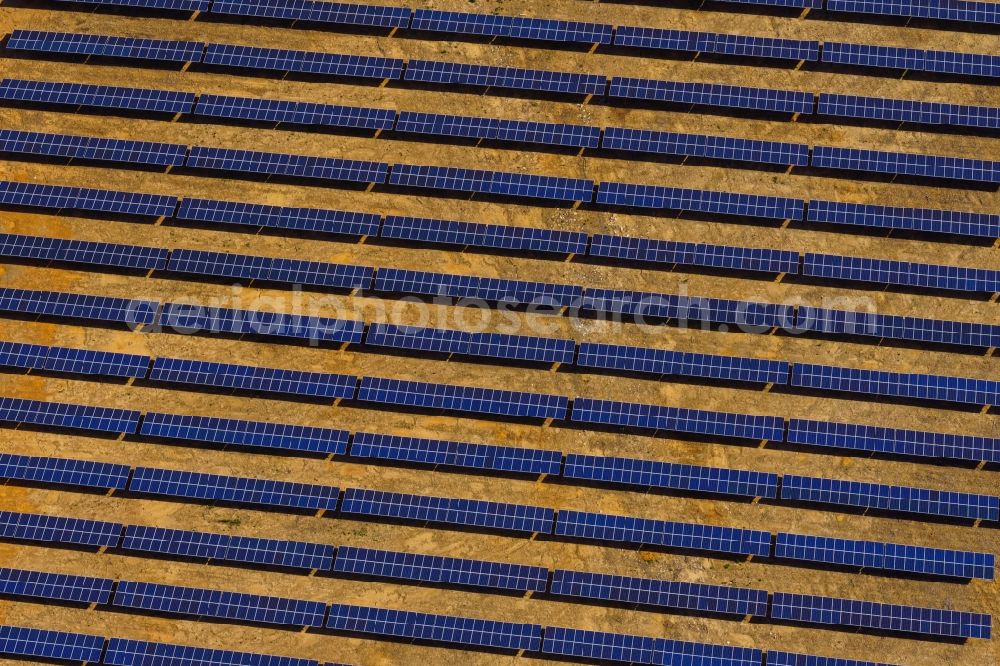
[
  {"x1": 338, "y1": 396, "x2": 556, "y2": 426},
  {"x1": 187, "y1": 63, "x2": 386, "y2": 88},
  {"x1": 0, "y1": 652, "x2": 90, "y2": 666},
  {"x1": 0, "y1": 256, "x2": 159, "y2": 279},
  {"x1": 0, "y1": 475, "x2": 118, "y2": 495},
  {"x1": 760, "y1": 496, "x2": 983, "y2": 528},
  {"x1": 557, "y1": 417, "x2": 768, "y2": 449},
  {"x1": 591, "y1": 94, "x2": 802, "y2": 123},
  {"x1": 179, "y1": 113, "x2": 382, "y2": 139},
  {"x1": 315, "y1": 626, "x2": 525, "y2": 656},
  {"x1": 801, "y1": 60, "x2": 908, "y2": 80},
  {"x1": 390, "y1": 78, "x2": 591, "y2": 104},
  {"x1": 543, "y1": 474, "x2": 759, "y2": 505},
  {"x1": 783, "y1": 273, "x2": 999, "y2": 302},
  {"x1": 342, "y1": 453, "x2": 547, "y2": 482},
  {"x1": 332, "y1": 509, "x2": 544, "y2": 540},
  {"x1": 163, "y1": 215, "x2": 368, "y2": 246},
  {"x1": 383, "y1": 130, "x2": 584, "y2": 157},
  {"x1": 132, "y1": 377, "x2": 348, "y2": 406},
  {"x1": 761, "y1": 554, "x2": 978, "y2": 585},
  {"x1": 536, "y1": 530, "x2": 751, "y2": 562},
  {"x1": 0, "y1": 99, "x2": 183, "y2": 122},
  {"x1": 0, "y1": 309, "x2": 147, "y2": 332},
  {"x1": 760, "y1": 614, "x2": 973, "y2": 644},
  {"x1": 571, "y1": 308, "x2": 776, "y2": 336},
  {"x1": 196, "y1": 12, "x2": 395, "y2": 37},
  {"x1": 8, "y1": 367, "x2": 134, "y2": 386},
  {"x1": 0, "y1": 48, "x2": 190, "y2": 71},
  {"x1": 573, "y1": 253, "x2": 786, "y2": 282},
  {"x1": 398, "y1": 30, "x2": 598, "y2": 53},
  {"x1": 169, "y1": 165, "x2": 376, "y2": 192},
  {"x1": 0, "y1": 591, "x2": 102, "y2": 610},
  {"x1": 789, "y1": 216, "x2": 999, "y2": 247},
  {"x1": 108, "y1": 545, "x2": 322, "y2": 575},
  {"x1": 117, "y1": 487, "x2": 326, "y2": 516},
  {"x1": 581, "y1": 201, "x2": 788, "y2": 229},
  {"x1": 106, "y1": 603, "x2": 317, "y2": 633},
  {"x1": 361, "y1": 344, "x2": 565, "y2": 372},
  {"x1": 1, "y1": 0, "x2": 197, "y2": 19},
  {"x1": 146, "y1": 321, "x2": 352, "y2": 350},
  {"x1": 0, "y1": 150, "x2": 176, "y2": 174},
  {"x1": 773, "y1": 325, "x2": 995, "y2": 356},
  {"x1": 153, "y1": 269, "x2": 362, "y2": 296},
  {"x1": 592, "y1": 147, "x2": 792, "y2": 174},
  {"x1": 557, "y1": 363, "x2": 774, "y2": 393},
  {"x1": 766, "y1": 435, "x2": 989, "y2": 471},
  {"x1": 795, "y1": 165, "x2": 1000, "y2": 192},
  {"x1": 806, "y1": 9, "x2": 999, "y2": 35},
  {"x1": 0, "y1": 535, "x2": 109, "y2": 554},
  {"x1": 315, "y1": 567, "x2": 530, "y2": 599},
  {"x1": 530, "y1": 589, "x2": 756, "y2": 624},
  {"x1": 771, "y1": 382, "x2": 992, "y2": 413},
  {"x1": 123, "y1": 432, "x2": 331, "y2": 460}
]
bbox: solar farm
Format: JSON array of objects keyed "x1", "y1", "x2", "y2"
[{"x1": 0, "y1": 0, "x2": 997, "y2": 665}]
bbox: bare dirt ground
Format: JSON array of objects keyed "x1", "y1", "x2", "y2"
[{"x1": 0, "y1": 1, "x2": 997, "y2": 665}]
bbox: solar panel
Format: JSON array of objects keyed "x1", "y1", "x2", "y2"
[
  {"x1": 787, "y1": 418, "x2": 1000, "y2": 464},
  {"x1": 381, "y1": 215, "x2": 588, "y2": 255},
  {"x1": 158, "y1": 302, "x2": 364, "y2": 345},
  {"x1": 0, "y1": 396, "x2": 140, "y2": 434},
  {"x1": 812, "y1": 145, "x2": 1000, "y2": 183},
  {"x1": 121, "y1": 525, "x2": 335, "y2": 570},
  {"x1": 0, "y1": 567, "x2": 114, "y2": 605},
  {"x1": 803, "y1": 253, "x2": 999, "y2": 294},
  {"x1": 365, "y1": 323, "x2": 575, "y2": 364},
  {"x1": 193, "y1": 94, "x2": 395, "y2": 130},
  {"x1": 716, "y1": 0, "x2": 822, "y2": 7},
  {"x1": 827, "y1": 0, "x2": 999, "y2": 25},
  {"x1": 766, "y1": 651, "x2": 901, "y2": 666},
  {"x1": 0, "y1": 625, "x2": 105, "y2": 663},
  {"x1": 590, "y1": 234, "x2": 800, "y2": 274},
  {"x1": 0, "y1": 511, "x2": 123, "y2": 548},
  {"x1": 357, "y1": 376, "x2": 568, "y2": 420},
  {"x1": 0, "y1": 129, "x2": 187, "y2": 167},
  {"x1": 0, "y1": 234, "x2": 170, "y2": 271},
  {"x1": 104, "y1": 638, "x2": 319, "y2": 666},
  {"x1": 806, "y1": 199, "x2": 1000, "y2": 239},
  {"x1": 350, "y1": 431, "x2": 562, "y2": 475},
  {"x1": 0, "y1": 180, "x2": 178, "y2": 217},
  {"x1": 597, "y1": 182, "x2": 805, "y2": 220},
  {"x1": 791, "y1": 362, "x2": 1000, "y2": 407},
  {"x1": 113, "y1": 580, "x2": 327, "y2": 627},
  {"x1": 209, "y1": 0, "x2": 411, "y2": 27},
  {"x1": 7, "y1": 30, "x2": 204, "y2": 62},
  {"x1": 404, "y1": 59, "x2": 606, "y2": 95},
  {"x1": 0, "y1": 341, "x2": 49, "y2": 370},
  {"x1": 550, "y1": 569, "x2": 768, "y2": 616},
  {"x1": 140, "y1": 411, "x2": 350, "y2": 455},
  {"x1": 0, "y1": 453, "x2": 130, "y2": 490},
  {"x1": 796, "y1": 306, "x2": 1000, "y2": 349},
  {"x1": 0, "y1": 288, "x2": 159, "y2": 326},
  {"x1": 774, "y1": 532, "x2": 995, "y2": 580},
  {"x1": 780, "y1": 474, "x2": 1000, "y2": 521},
  {"x1": 770, "y1": 592, "x2": 991, "y2": 639},
  {"x1": 608, "y1": 77, "x2": 814, "y2": 114},
  {"x1": 614, "y1": 27, "x2": 819, "y2": 61},
  {"x1": 571, "y1": 397, "x2": 785, "y2": 441},
  {"x1": 581, "y1": 288, "x2": 791, "y2": 329},
  {"x1": 412, "y1": 9, "x2": 611, "y2": 44},
  {"x1": 817, "y1": 93, "x2": 1000, "y2": 131},
  {"x1": 334, "y1": 545, "x2": 548, "y2": 592},
  {"x1": 58, "y1": 0, "x2": 209, "y2": 10},
  {"x1": 128, "y1": 466, "x2": 340, "y2": 511},
  {"x1": 394, "y1": 111, "x2": 601, "y2": 149},
  {"x1": 389, "y1": 163, "x2": 594, "y2": 202},
  {"x1": 602, "y1": 127, "x2": 810, "y2": 167},
  {"x1": 0, "y1": 78, "x2": 196, "y2": 114},
  {"x1": 177, "y1": 197, "x2": 380, "y2": 237},
  {"x1": 555, "y1": 510, "x2": 771, "y2": 556},
  {"x1": 540, "y1": 626, "x2": 657, "y2": 664},
  {"x1": 341, "y1": 487, "x2": 555, "y2": 534},
  {"x1": 327, "y1": 603, "x2": 542, "y2": 651},
  {"x1": 149, "y1": 357, "x2": 358, "y2": 399},
  {"x1": 203, "y1": 43, "x2": 402, "y2": 79},
  {"x1": 186, "y1": 146, "x2": 389, "y2": 183},
  {"x1": 822, "y1": 42, "x2": 999, "y2": 78},
  {"x1": 563, "y1": 454, "x2": 779, "y2": 499},
  {"x1": 374, "y1": 268, "x2": 582, "y2": 307},
  {"x1": 166, "y1": 249, "x2": 374, "y2": 289},
  {"x1": 42, "y1": 345, "x2": 150, "y2": 378},
  {"x1": 576, "y1": 343, "x2": 790, "y2": 385}
]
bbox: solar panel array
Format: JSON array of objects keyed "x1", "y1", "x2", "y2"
[
  {"x1": 609, "y1": 77, "x2": 814, "y2": 114},
  {"x1": 602, "y1": 127, "x2": 810, "y2": 167},
  {"x1": 827, "y1": 0, "x2": 999, "y2": 25},
  {"x1": 411, "y1": 9, "x2": 613, "y2": 45},
  {"x1": 0, "y1": 180, "x2": 177, "y2": 217},
  {"x1": 8, "y1": 29, "x2": 204, "y2": 62},
  {"x1": 615, "y1": 26, "x2": 818, "y2": 61},
  {"x1": 818, "y1": 93, "x2": 1000, "y2": 131},
  {"x1": 812, "y1": 145, "x2": 1000, "y2": 184},
  {"x1": 822, "y1": 42, "x2": 1000, "y2": 78},
  {"x1": 0, "y1": 78, "x2": 195, "y2": 114},
  {"x1": 0, "y1": 129, "x2": 186, "y2": 167}
]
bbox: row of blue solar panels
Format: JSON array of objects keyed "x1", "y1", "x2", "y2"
[
  {"x1": 365, "y1": 322, "x2": 575, "y2": 364},
  {"x1": 615, "y1": 26, "x2": 818, "y2": 61},
  {"x1": 7, "y1": 30, "x2": 204, "y2": 62},
  {"x1": 803, "y1": 253, "x2": 1000, "y2": 293},
  {"x1": 202, "y1": 43, "x2": 403, "y2": 79},
  {"x1": 832, "y1": 0, "x2": 998, "y2": 24},
  {"x1": 818, "y1": 94, "x2": 1000, "y2": 131},
  {"x1": 340, "y1": 487, "x2": 555, "y2": 534},
  {"x1": 717, "y1": 0, "x2": 822, "y2": 7},
  {"x1": 822, "y1": 42, "x2": 1000, "y2": 78},
  {"x1": 787, "y1": 418, "x2": 1000, "y2": 465},
  {"x1": 157, "y1": 302, "x2": 365, "y2": 344},
  {"x1": 0, "y1": 453, "x2": 130, "y2": 490},
  {"x1": 177, "y1": 197, "x2": 380, "y2": 237},
  {"x1": 774, "y1": 532, "x2": 995, "y2": 580},
  {"x1": 0, "y1": 567, "x2": 113, "y2": 605},
  {"x1": 771, "y1": 592, "x2": 991, "y2": 639},
  {"x1": 381, "y1": 215, "x2": 588, "y2": 255},
  {"x1": 581, "y1": 288, "x2": 792, "y2": 329},
  {"x1": 0, "y1": 341, "x2": 150, "y2": 378},
  {"x1": 590, "y1": 233, "x2": 800, "y2": 273},
  {"x1": 0, "y1": 129, "x2": 186, "y2": 167},
  {"x1": 0, "y1": 625, "x2": 105, "y2": 664},
  {"x1": 411, "y1": 9, "x2": 612, "y2": 44},
  {"x1": 404, "y1": 59, "x2": 606, "y2": 95},
  {"x1": 0, "y1": 511, "x2": 123, "y2": 548},
  {"x1": 556, "y1": 510, "x2": 772, "y2": 556},
  {"x1": 209, "y1": 0, "x2": 412, "y2": 28},
  {"x1": 59, "y1": 0, "x2": 209, "y2": 10},
  {"x1": 186, "y1": 146, "x2": 389, "y2": 183},
  {"x1": 389, "y1": 163, "x2": 594, "y2": 202},
  {"x1": 807, "y1": 199, "x2": 1000, "y2": 239},
  {"x1": 563, "y1": 454, "x2": 778, "y2": 499},
  {"x1": 374, "y1": 268, "x2": 582, "y2": 307},
  {"x1": 781, "y1": 474, "x2": 1000, "y2": 521},
  {"x1": 103, "y1": 637, "x2": 320, "y2": 666},
  {"x1": 0, "y1": 180, "x2": 177, "y2": 217},
  {"x1": 0, "y1": 233, "x2": 169, "y2": 271},
  {"x1": 609, "y1": 77, "x2": 814, "y2": 114},
  {"x1": 148, "y1": 357, "x2": 357, "y2": 399},
  {"x1": 327, "y1": 603, "x2": 542, "y2": 651},
  {"x1": 350, "y1": 432, "x2": 561, "y2": 475},
  {"x1": 812, "y1": 146, "x2": 1000, "y2": 184},
  {"x1": 762, "y1": 652, "x2": 900, "y2": 666},
  {"x1": 543, "y1": 627, "x2": 763, "y2": 666},
  {"x1": 551, "y1": 569, "x2": 769, "y2": 616},
  {"x1": 576, "y1": 342, "x2": 789, "y2": 385},
  {"x1": 596, "y1": 182, "x2": 806, "y2": 220},
  {"x1": 0, "y1": 287, "x2": 159, "y2": 326},
  {"x1": 0, "y1": 78, "x2": 195, "y2": 114},
  {"x1": 0, "y1": 396, "x2": 140, "y2": 434},
  {"x1": 395, "y1": 111, "x2": 600, "y2": 149},
  {"x1": 193, "y1": 93, "x2": 395, "y2": 130},
  {"x1": 602, "y1": 127, "x2": 810, "y2": 167},
  {"x1": 796, "y1": 305, "x2": 1000, "y2": 349},
  {"x1": 166, "y1": 248, "x2": 374, "y2": 289}
]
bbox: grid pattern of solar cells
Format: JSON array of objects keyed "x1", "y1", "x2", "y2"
[
  {"x1": 193, "y1": 94, "x2": 395, "y2": 130},
  {"x1": 341, "y1": 487, "x2": 555, "y2": 533},
  {"x1": 0, "y1": 129, "x2": 186, "y2": 167},
  {"x1": 614, "y1": 27, "x2": 819, "y2": 61},
  {"x1": 563, "y1": 454, "x2": 779, "y2": 499},
  {"x1": 381, "y1": 215, "x2": 588, "y2": 255},
  {"x1": 404, "y1": 59, "x2": 606, "y2": 95},
  {"x1": 373, "y1": 268, "x2": 582, "y2": 306},
  {"x1": 394, "y1": 111, "x2": 600, "y2": 148},
  {"x1": 812, "y1": 146, "x2": 1000, "y2": 184},
  {"x1": 0, "y1": 234, "x2": 169, "y2": 271},
  {"x1": 576, "y1": 342, "x2": 788, "y2": 385},
  {"x1": 0, "y1": 396, "x2": 140, "y2": 433},
  {"x1": 334, "y1": 545, "x2": 549, "y2": 592},
  {"x1": 581, "y1": 288, "x2": 792, "y2": 329},
  {"x1": 128, "y1": 467, "x2": 341, "y2": 511},
  {"x1": 771, "y1": 592, "x2": 992, "y2": 639},
  {"x1": 103, "y1": 638, "x2": 319, "y2": 666},
  {"x1": 780, "y1": 474, "x2": 1000, "y2": 521},
  {"x1": 365, "y1": 322, "x2": 575, "y2": 364},
  {"x1": 140, "y1": 412, "x2": 350, "y2": 455},
  {"x1": 186, "y1": 146, "x2": 389, "y2": 183},
  {"x1": 791, "y1": 362, "x2": 1000, "y2": 407},
  {"x1": 540, "y1": 626, "x2": 657, "y2": 664},
  {"x1": 389, "y1": 163, "x2": 594, "y2": 202},
  {"x1": 806, "y1": 199, "x2": 1000, "y2": 239},
  {"x1": 59, "y1": 0, "x2": 209, "y2": 9},
  {"x1": 0, "y1": 288, "x2": 159, "y2": 326},
  {"x1": 149, "y1": 357, "x2": 358, "y2": 399},
  {"x1": 7, "y1": 30, "x2": 204, "y2": 62},
  {"x1": 0, "y1": 567, "x2": 113, "y2": 605},
  {"x1": 774, "y1": 532, "x2": 995, "y2": 580},
  {"x1": 596, "y1": 182, "x2": 805, "y2": 220},
  {"x1": 0, "y1": 625, "x2": 105, "y2": 663},
  {"x1": 555, "y1": 510, "x2": 772, "y2": 556},
  {"x1": 0, "y1": 180, "x2": 178, "y2": 217},
  {"x1": 608, "y1": 77, "x2": 814, "y2": 114},
  {"x1": 827, "y1": 0, "x2": 999, "y2": 25},
  {"x1": 0, "y1": 511, "x2": 123, "y2": 548},
  {"x1": 571, "y1": 397, "x2": 785, "y2": 441},
  {"x1": 158, "y1": 302, "x2": 365, "y2": 344},
  {"x1": 0, "y1": 78, "x2": 195, "y2": 114},
  {"x1": 113, "y1": 580, "x2": 327, "y2": 627},
  {"x1": 166, "y1": 249, "x2": 374, "y2": 289},
  {"x1": 121, "y1": 525, "x2": 335, "y2": 570},
  {"x1": 550, "y1": 569, "x2": 769, "y2": 616},
  {"x1": 817, "y1": 94, "x2": 1000, "y2": 131},
  {"x1": 42, "y1": 345, "x2": 150, "y2": 378},
  {"x1": 717, "y1": 0, "x2": 822, "y2": 7},
  {"x1": 602, "y1": 127, "x2": 810, "y2": 167},
  {"x1": 202, "y1": 43, "x2": 403, "y2": 79},
  {"x1": 796, "y1": 306, "x2": 1000, "y2": 349},
  {"x1": 803, "y1": 253, "x2": 1000, "y2": 294},
  {"x1": 209, "y1": 0, "x2": 412, "y2": 28},
  {"x1": 411, "y1": 9, "x2": 612, "y2": 44},
  {"x1": 177, "y1": 197, "x2": 380, "y2": 237},
  {"x1": 0, "y1": 453, "x2": 129, "y2": 490},
  {"x1": 357, "y1": 376, "x2": 568, "y2": 419},
  {"x1": 822, "y1": 42, "x2": 1000, "y2": 78},
  {"x1": 0, "y1": 341, "x2": 49, "y2": 371},
  {"x1": 787, "y1": 418, "x2": 1000, "y2": 464},
  {"x1": 589, "y1": 234, "x2": 800, "y2": 274},
  {"x1": 767, "y1": 653, "x2": 901, "y2": 666}
]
